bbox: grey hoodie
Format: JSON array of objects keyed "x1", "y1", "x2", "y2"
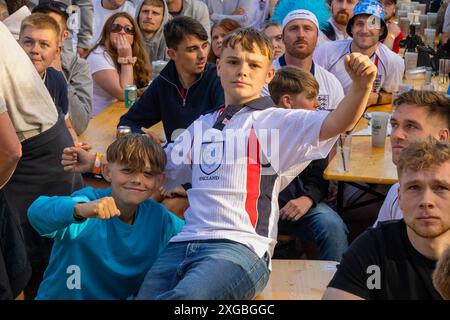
[
  {"x1": 135, "y1": 0, "x2": 170, "y2": 62},
  {"x1": 174, "y1": 0, "x2": 211, "y2": 37},
  {"x1": 61, "y1": 46, "x2": 93, "y2": 134}
]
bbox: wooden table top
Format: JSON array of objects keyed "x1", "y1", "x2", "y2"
[
  {"x1": 78, "y1": 101, "x2": 164, "y2": 155},
  {"x1": 323, "y1": 104, "x2": 398, "y2": 184},
  {"x1": 256, "y1": 259, "x2": 338, "y2": 300},
  {"x1": 323, "y1": 136, "x2": 397, "y2": 184}
]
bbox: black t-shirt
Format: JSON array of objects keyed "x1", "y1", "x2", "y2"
[
  {"x1": 328, "y1": 220, "x2": 443, "y2": 300},
  {"x1": 44, "y1": 67, "x2": 69, "y2": 116}
]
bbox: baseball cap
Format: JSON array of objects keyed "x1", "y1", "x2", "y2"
[
  {"x1": 282, "y1": 9, "x2": 320, "y2": 31},
  {"x1": 346, "y1": 0, "x2": 388, "y2": 40},
  {"x1": 32, "y1": 0, "x2": 69, "y2": 19}
]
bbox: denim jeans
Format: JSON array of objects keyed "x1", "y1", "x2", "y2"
[
  {"x1": 278, "y1": 202, "x2": 348, "y2": 262},
  {"x1": 135, "y1": 240, "x2": 270, "y2": 300}
]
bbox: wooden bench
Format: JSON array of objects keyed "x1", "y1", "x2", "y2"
[{"x1": 255, "y1": 259, "x2": 338, "y2": 300}]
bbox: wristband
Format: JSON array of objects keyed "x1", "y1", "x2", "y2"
[
  {"x1": 118, "y1": 56, "x2": 137, "y2": 65},
  {"x1": 92, "y1": 152, "x2": 103, "y2": 175}
]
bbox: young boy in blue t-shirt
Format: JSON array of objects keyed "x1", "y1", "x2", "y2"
[{"x1": 28, "y1": 133, "x2": 184, "y2": 299}]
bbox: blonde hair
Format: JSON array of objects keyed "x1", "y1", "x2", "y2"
[
  {"x1": 107, "y1": 133, "x2": 166, "y2": 174},
  {"x1": 20, "y1": 12, "x2": 61, "y2": 41},
  {"x1": 433, "y1": 246, "x2": 450, "y2": 300},
  {"x1": 221, "y1": 27, "x2": 274, "y2": 62},
  {"x1": 397, "y1": 137, "x2": 450, "y2": 178},
  {"x1": 88, "y1": 12, "x2": 151, "y2": 88},
  {"x1": 269, "y1": 65, "x2": 319, "y2": 105}
]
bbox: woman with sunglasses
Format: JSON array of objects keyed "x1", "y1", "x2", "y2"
[{"x1": 87, "y1": 12, "x2": 151, "y2": 116}]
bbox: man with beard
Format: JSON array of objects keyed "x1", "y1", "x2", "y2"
[
  {"x1": 373, "y1": 90, "x2": 450, "y2": 225},
  {"x1": 314, "y1": 0, "x2": 403, "y2": 105},
  {"x1": 263, "y1": 9, "x2": 344, "y2": 111},
  {"x1": 135, "y1": 0, "x2": 171, "y2": 62},
  {"x1": 378, "y1": 0, "x2": 402, "y2": 53},
  {"x1": 321, "y1": 0, "x2": 359, "y2": 41},
  {"x1": 323, "y1": 137, "x2": 449, "y2": 300}
]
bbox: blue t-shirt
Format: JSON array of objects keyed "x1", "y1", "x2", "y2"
[
  {"x1": 27, "y1": 186, "x2": 184, "y2": 300},
  {"x1": 44, "y1": 67, "x2": 69, "y2": 115}
]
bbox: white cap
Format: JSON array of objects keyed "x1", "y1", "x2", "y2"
[
  {"x1": 3, "y1": 6, "x2": 31, "y2": 40},
  {"x1": 282, "y1": 9, "x2": 319, "y2": 31}
]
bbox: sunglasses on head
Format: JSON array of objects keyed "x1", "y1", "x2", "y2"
[{"x1": 110, "y1": 24, "x2": 135, "y2": 35}]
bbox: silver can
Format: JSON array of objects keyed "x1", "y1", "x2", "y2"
[{"x1": 116, "y1": 126, "x2": 132, "y2": 139}]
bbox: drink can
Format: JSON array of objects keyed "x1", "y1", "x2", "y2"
[
  {"x1": 124, "y1": 85, "x2": 137, "y2": 108},
  {"x1": 116, "y1": 126, "x2": 132, "y2": 139}
]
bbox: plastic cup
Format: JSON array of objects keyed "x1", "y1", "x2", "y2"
[
  {"x1": 427, "y1": 12, "x2": 437, "y2": 29},
  {"x1": 416, "y1": 3, "x2": 426, "y2": 15},
  {"x1": 371, "y1": 112, "x2": 390, "y2": 148},
  {"x1": 418, "y1": 14, "x2": 427, "y2": 36},
  {"x1": 397, "y1": 10, "x2": 408, "y2": 18},
  {"x1": 336, "y1": 133, "x2": 352, "y2": 172},
  {"x1": 404, "y1": 52, "x2": 418, "y2": 71},
  {"x1": 439, "y1": 59, "x2": 450, "y2": 84},
  {"x1": 399, "y1": 17, "x2": 410, "y2": 38},
  {"x1": 424, "y1": 28, "x2": 436, "y2": 48}
]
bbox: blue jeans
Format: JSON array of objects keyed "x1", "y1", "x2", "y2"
[
  {"x1": 135, "y1": 240, "x2": 270, "y2": 300},
  {"x1": 278, "y1": 202, "x2": 348, "y2": 262}
]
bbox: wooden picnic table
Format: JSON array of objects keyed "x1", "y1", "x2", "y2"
[
  {"x1": 256, "y1": 259, "x2": 338, "y2": 300},
  {"x1": 78, "y1": 101, "x2": 164, "y2": 155}
]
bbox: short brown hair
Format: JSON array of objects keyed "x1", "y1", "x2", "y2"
[
  {"x1": 142, "y1": 0, "x2": 164, "y2": 7},
  {"x1": 397, "y1": 137, "x2": 450, "y2": 179},
  {"x1": 106, "y1": 133, "x2": 167, "y2": 174},
  {"x1": 433, "y1": 246, "x2": 450, "y2": 300},
  {"x1": 164, "y1": 16, "x2": 208, "y2": 49},
  {"x1": 20, "y1": 12, "x2": 61, "y2": 40},
  {"x1": 394, "y1": 90, "x2": 450, "y2": 128},
  {"x1": 268, "y1": 66, "x2": 319, "y2": 105},
  {"x1": 221, "y1": 27, "x2": 274, "y2": 62}
]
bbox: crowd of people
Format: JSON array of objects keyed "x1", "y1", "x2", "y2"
[{"x1": 0, "y1": 0, "x2": 449, "y2": 300}]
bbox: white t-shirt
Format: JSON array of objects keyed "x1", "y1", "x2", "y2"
[
  {"x1": 314, "y1": 40, "x2": 405, "y2": 94},
  {"x1": 263, "y1": 56, "x2": 345, "y2": 111},
  {"x1": 86, "y1": 47, "x2": 117, "y2": 116},
  {"x1": 163, "y1": 98, "x2": 337, "y2": 262},
  {"x1": 373, "y1": 182, "x2": 404, "y2": 227},
  {"x1": 0, "y1": 22, "x2": 57, "y2": 136},
  {"x1": 90, "y1": 0, "x2": 136, "y2": 48},
  {"x1": 328, "y1": 18, "x2": 352, "y2": 41}
]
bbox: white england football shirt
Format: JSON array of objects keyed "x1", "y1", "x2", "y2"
[
  {"x1": 163, "y1": 97, "x2": 337, "y2": 261},
  {"x1": 314, "y1": 39, "x2": 404, "y2": 94},
  {"x1": 263, "y1": 55, "x2": 345, "y2": 111}
]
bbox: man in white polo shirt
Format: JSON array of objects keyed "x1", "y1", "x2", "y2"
[
  {"x1": 263, "y1": 9, "x2": 345, "y2": 111},
  {"x1": 314, "y1": 0, "x2": 404, "y2": 106}
]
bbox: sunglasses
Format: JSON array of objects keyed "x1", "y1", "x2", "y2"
[{"x1": 110, "y1": 24, "x2": 135, "y2": 35}]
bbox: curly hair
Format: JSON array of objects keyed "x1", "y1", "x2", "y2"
[
  {"x1": 397, "y1": 137, "x2": 450, "y2": 179},
  {"x1": 88, "y1": 12, "x2": 151, "y2": 88}
]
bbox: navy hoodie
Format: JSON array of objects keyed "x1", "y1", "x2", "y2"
[{"x1": 118, "y1": 60, "x2": 224, "y2": 142}]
